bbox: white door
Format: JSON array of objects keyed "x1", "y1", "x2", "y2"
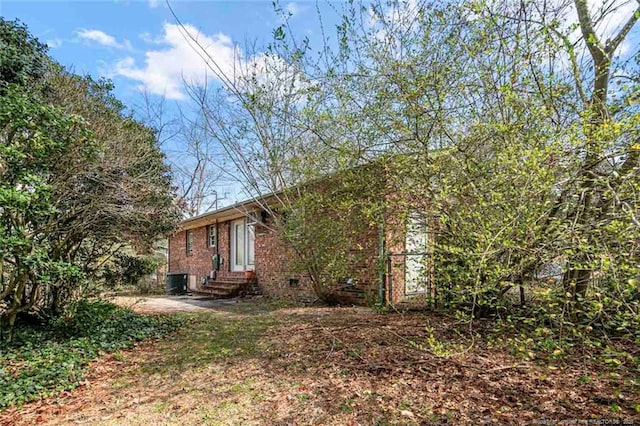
[
  {"x1": 231, "y1": 219, "x2": 245, "y2": 271},
  {"x1": 405, "y1": 212, "x2": 428, "y2": 295},
  {"x1": 230, "y1": 217, "x2": 256, "y2": 271}
]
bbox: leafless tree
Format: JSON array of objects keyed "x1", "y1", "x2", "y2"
[{"x1": 135, "y1": 89, "x2": 228, "y2": 217}]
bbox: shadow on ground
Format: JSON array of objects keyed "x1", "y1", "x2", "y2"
[{"x1": 2, "y1": 298, "x2": 637, "y2": 425}]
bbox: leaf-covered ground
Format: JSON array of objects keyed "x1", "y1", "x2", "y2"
[
  {"x1": 1, "y1": 298, "x2": 638, "y2": 425},
  {"x1": 0, "y1": 300, "x2": 182, "y2": 410}
]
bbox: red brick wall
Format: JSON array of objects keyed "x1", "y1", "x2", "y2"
[
  {"x1": 385, "y1": 202, "x2": 407, "y2": 305},
  {"x1": 168, "y1": 224, "x2": 217, "y2": 287},
  {"x1": 254, "y1": 214, "x2": 380, "y2": 304},
  {"x1": 334, "y1": 224, "x2": 380, "y2": 304},
  {"x1": 168, "y1": 219, "x2": 253, "y2": 291},
  {"x1": 167, "y1": 207, "x2": 436, "y2": 306},
  {"x1": 167, "y1": 231, "x2": 185, "y2": 274},
  {"x1": 218, "y1": 221, "x2": 230, "y2": 272},
  {"x1": 254, "y1": 217, "x2": 315, "y2": 301},
  {"x1": 168, "y1": 212, "x2": 383, "y2": 304}
]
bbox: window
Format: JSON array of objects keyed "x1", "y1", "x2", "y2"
[
  {"x1": 405, "y1": 211, "x2": 429, "y2": 295},
  {"x1": 247, "y1": 216, "x2": 256, "y2": 267},
  {"x1": 186, "y1": 230, "x2": 194, "y2": 254},
  {"x1": 208, "y1": 225, "x2": 217, "y2": 248}
]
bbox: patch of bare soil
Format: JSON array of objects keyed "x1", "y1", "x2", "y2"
[{"x1": 1, "y1": 302, "x2": 638, "y2": 425}]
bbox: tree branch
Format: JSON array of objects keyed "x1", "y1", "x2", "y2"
[
  {"x1": 574, "y1": 0, "x2": 607, "y2": 62},
  {"x1": 605, "y1": 5, "x2": 640, "y2": 55}
]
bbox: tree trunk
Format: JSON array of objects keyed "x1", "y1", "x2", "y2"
[
  {"x1": 562, "y1": 0, "x2": 619, "y2": 303},
  {"x1": 563, "y1": 267, "x2": 590, "y2": 301}
]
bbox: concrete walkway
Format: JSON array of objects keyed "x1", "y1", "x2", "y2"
[{"x1": 108, "y1": 294, "x2": 240, "y2": 313}]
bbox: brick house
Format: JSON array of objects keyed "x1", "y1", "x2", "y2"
[{"x1": 168, "y1": 173, "x2": 435, "y2": 306}]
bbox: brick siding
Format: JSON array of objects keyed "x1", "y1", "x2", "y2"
[
  {"x1": 253, "y1": 213, "x2": 380, "y2": 304},
  {"x1": 167, "y1": 164, "x2": 435, "y2": 307},
  {"x1": 254, "y1": 217, "x2": 316, "y2": 301},
  {"x1": 169, "y1": 225, "x2": 213, "y2": 290},
  {"x1": 169, "y1": 212, "x2": 382, "y2": 305}
]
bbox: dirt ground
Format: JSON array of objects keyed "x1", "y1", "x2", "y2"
[{"x1": 1, "y1": 298, "x2": 638, "y2": 425}]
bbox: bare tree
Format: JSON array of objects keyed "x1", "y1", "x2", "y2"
[
  {"x1": 135, "y1": 89, "x2": 227, "y2": 217},
  {"x1": 174, "y1": 101, "x2": 227, "y2": 216}
]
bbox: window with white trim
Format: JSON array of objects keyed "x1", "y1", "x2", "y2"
[
  {"x1": 247, "y1": 219, "x2": 255, "y2": 267},
  {"x1": 186, "y1": 230, "x2": 194, "y2": 254},
  {"x1": 208, "y1": 225, "x2": 217, "y2": 248}
]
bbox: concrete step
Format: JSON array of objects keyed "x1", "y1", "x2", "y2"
[
  {"x1": 197, "y1": 277, "x2": 259, "y2": 299},
  {"x1": 202, "y1": 284, "x2": 240, "y2": 293},
  {"x1": 205, "y1": 279, "x2": 247, "y2": 287},
  {"x1": 201, "y1": 280, "x2": 246, "y2": 298},
  {"x1": 199, "y1": 288, "x2": 236, "y2": 298},
  {"x1": 211, "y1": 275, "x2": 250, "y2": 282}
]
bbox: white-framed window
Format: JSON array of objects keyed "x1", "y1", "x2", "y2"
[
  {"x1": 246, "y1": 214, "x2": 256, "y2": 267},
  {"x1": 208, "y1": 225, "x2": 217, "y2": 248},
  {"x1": 405, "y1": 211, "x2": 429, "y2": 295},
  {"x1": 247, "y1": 221, "x2": 255, "y2": 267},
  {"x1": 186, "y1": 230, "x2": 194, "y2": 254}
]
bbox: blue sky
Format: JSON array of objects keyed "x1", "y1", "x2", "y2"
[
  {"x1": 1, "y1": 0, "x2": 638, "y2": 206},
  {"x1": 2, "y1": 0, "x2": 637, "y2": 113},
  {"x1": 0, "y1": 0, "x2": 335, "y2": 105},
  {"x1": 0, "y1": 0, "x2": 341, "y2": 204}
]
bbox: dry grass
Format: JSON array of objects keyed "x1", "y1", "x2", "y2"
[{"x1": 1, "y1": 299, "x2": 638, "y2": 425}]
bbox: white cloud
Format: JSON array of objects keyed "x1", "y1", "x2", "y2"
[
  {"x1": 113, "y1": 23, "x2": 242, "y2": 100},
  {"x1": 76, "y1": 29, "x2": 131, "y2": 50},
  {"x1": 46, "y1": 38, "x2": 62, "y2": 49},
  {"x1": 139, "y1": 32, "x2": 161, "y2": 44},
  {"x1": 113, "y1": 23, "x2": 308, "y2": 102},
  {"x1": 148, "y1": 0, "x2": 160, "y2": 8}
]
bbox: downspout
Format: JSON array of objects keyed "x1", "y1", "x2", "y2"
[
  {"x1": 378, "y1": 218, "x2": 386, "y2": 306},
  {"x1": 167, "y1": 236, "x2": 171, "y2": 274},
  {"x1": 215, "y1": 220, "x2": 220, "y2": 270},
  {"x1": 227, "y1": 221, "x2": 232, "y2": 272}
]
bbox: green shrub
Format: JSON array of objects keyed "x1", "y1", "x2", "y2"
[
  {"x1": 101, "y1": 252, "x2": 159, "y2": 290},
  {"x1": 0, "y1": 300, "x2": 183, "y2": 409}
]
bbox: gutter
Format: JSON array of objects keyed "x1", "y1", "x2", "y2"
[
  {"x1": 178, "y1": 193, "x2": 278, "y2": 231},
  {"x1": 378, "y1": 218, "x2": 387, "y2": 306}
]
